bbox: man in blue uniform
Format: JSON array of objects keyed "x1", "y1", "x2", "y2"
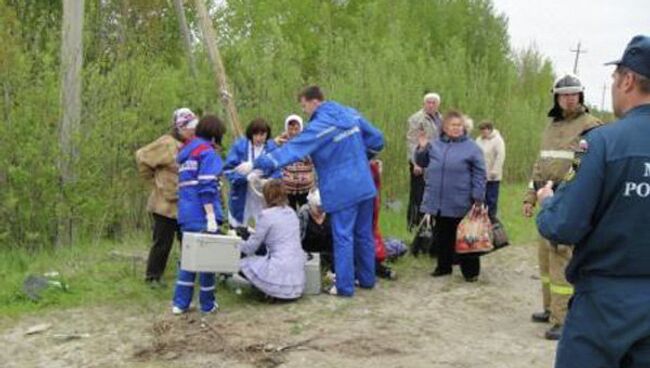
[
  {"x1": 536, "y1": 35, "x2": 650, "y2": 368},
  {"x1": 236, "y1": 86, "x2": 384, "y2": 297}
]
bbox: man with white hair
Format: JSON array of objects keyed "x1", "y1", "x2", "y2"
[{"x1": 406, "y1": 92, "x2": 442, "y2": 235}]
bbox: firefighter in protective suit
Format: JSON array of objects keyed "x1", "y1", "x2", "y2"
[{"x1": 522, "y1": 74, "x2": 603, "y2": 340}]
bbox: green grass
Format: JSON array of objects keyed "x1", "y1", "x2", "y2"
[
  {"x1": 0, "y1": 183, "x2": 538, "y2": 319},
  {"x1": 380, "y1": 182, "x2": 538, "y2": 246},
  {"x1": 0, "y1": 233, "x2": 250, "y2": 319}
]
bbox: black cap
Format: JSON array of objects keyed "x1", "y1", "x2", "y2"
[{"x1": 605, "y1": 35, "x2": 650, "y2": 79}]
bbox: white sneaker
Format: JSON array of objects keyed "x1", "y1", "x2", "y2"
[
  {"x1": 202, "y1": 303, "x2": 219, "y2": 314},
  {"x1": 172, "y1": 306, "x2": 186, "y2": 315},
  {"x1": 327, "y1": 286, "x2": 338, "y2": 295}
]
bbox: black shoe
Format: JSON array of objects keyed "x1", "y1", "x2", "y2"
[
  {"x1": 545, "y1": 324, "x2": 563, "y2": 340},
  {"x1": 531, "y1": 310, "x2": 551, "y2": 323},
  {"x1": 376, "y1": 263, "x2": 398, "y2": 280},
  {"x1": 430, "y1": 268, "x2": 452, "y2": 277}
]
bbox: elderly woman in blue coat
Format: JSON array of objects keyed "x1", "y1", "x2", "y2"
[
  {"x1": 224, "y1": 118, "x2": 281, "y2": 229},
  {"x1": 415, "y1": 110, "x2": 486, "y2": 282},
  {"x1": 236, "y1": 86, "x2": 384, "y2": 297}
]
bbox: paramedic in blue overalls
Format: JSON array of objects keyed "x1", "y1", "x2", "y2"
[
  {"x1": 171, "y1": 114, "x2": 226, "y2": 315},
  {"x1": 236, "y1": 85, "x2": 384, "y2": 296},
  {"x1": 536, "y1": 35, "x2": 650, "y2": 368},
  {"x1": 224, "y1": 118, "x2": 282, "y2": 230}
]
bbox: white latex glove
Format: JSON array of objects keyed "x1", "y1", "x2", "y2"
[
  {"x1": 235, "y1": 161, "x2": 253, "y2": 175},
  {"x1": 206, "y1": 213, "x2": 218, "y2": 233},
  {"x1": 246, "y1": 169, "x2": 262, "y2": 182}
]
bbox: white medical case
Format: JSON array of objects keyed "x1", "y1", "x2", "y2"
[{"x1": 181, "y1": 232, "x2": 241, "y2": 273}]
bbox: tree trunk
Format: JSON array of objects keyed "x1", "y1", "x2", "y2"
[
  {"x1": 194, "y1": 0, "x2": 243, "y2": 137},
  {"x1": 173, "y1": 0, "x2": 198, "y2": 79},
  {"x1": 57, "y1": 0, "x2": 84, "y2": 247}
]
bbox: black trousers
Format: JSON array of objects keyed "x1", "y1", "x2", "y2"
[
  {"x1": 435, "y1": 216, "x2": 480, "y2": 278},
  {"x1": 145, "y1": 213, "x2": 182, "y2": 282},
  {"x1": 407, "y1": 162, "x2": 426, "y2": 232}
]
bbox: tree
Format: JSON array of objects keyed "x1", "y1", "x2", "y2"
[{"x1": 173, "y1": 0, "x2": 198, "y2": 79}]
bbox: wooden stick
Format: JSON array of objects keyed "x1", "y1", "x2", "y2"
[{"x1": 194, "y1": 0, "x2": 243, "y2": 138}]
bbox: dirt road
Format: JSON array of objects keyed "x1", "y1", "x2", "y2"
[{"x1": 1, "y1": 244, "x2": 557, "y2": 368}]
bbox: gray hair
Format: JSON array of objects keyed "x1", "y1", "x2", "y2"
[{"x1": 423, "y1": 92, "x2": 441, "y2": 103}]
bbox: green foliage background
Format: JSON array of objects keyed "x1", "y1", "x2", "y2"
[{"x1": 0, "y1": 0, "x2": 557, "y2": 249}]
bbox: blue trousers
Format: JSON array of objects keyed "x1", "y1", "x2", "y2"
[
  {"x1": 330, "y1": 198, "x2": 376, "y2": 296},
  {"x1": 485, "y1": 181, "x2": 500, "y2": 221},
  {"x1": 555, "y1": 277, "x2": 650, "y2": 368},
  {"x1": 172, "y1": 270, "x2": 216, "y2": 312},
  {"x1": 172, "y1": 225, "x2": 217, "y2": 312}
]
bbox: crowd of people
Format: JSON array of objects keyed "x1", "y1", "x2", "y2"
[
  {"x1": 137, "y1": 85, "x2": 396, "y2": 312},
  {"x1": 133, "y1": 35, "x2": 650, "y2": 368}
]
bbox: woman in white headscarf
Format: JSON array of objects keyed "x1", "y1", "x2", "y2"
[{"x1": 275, "y1": 114, "x2": 315, "y2": 210}]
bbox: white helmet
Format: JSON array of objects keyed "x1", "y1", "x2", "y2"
[{"x1": 552, "y1": 74, "x2": 585, "y2": 95}]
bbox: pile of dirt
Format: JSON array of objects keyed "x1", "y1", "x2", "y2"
[{"x1": 133, "y1": 314, "x2": 321, "y2": 368}]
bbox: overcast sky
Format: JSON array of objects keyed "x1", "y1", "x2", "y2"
[{"x1": 491, "y1": 0, "x2": 649, "y2": 111}]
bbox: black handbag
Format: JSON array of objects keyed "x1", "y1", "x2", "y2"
[{"x1": 411, "y1": 215, "x2": 437, "y2": 257}]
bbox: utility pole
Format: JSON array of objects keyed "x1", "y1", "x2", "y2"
[
  {"x1": 194, "y1": 0, "x2": 243, "y2": 137},
  {"x1": 58, "y1": 0, "x2": 84, "y2": 247},
  {"x1": 570, "y1": 41, "x2": 587, "y2": 75}
]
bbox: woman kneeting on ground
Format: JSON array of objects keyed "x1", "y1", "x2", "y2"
[
  {"x1": 238, "y1": 180, "x2": 306, "y2": 300},
  {"x1": 172, "y1": 114, "x2": 227, "y2": 315},
  {"x1": 415, "y1": 110, "x2": 487, "y2": 282}
]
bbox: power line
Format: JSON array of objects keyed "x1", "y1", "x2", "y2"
[{"x1": 570, "y1": 41, "x2": 587, "y2": 75}]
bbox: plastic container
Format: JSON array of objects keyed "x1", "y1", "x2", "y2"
[
  {"x1": 303, "y1": 252, "x2": 321, "y2": 295},
  {"x1": 181, "y1": 232, "x2": 241, "y2": 273}
]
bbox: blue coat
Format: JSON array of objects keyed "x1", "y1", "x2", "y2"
[
  {"x1": 253, "y1": 101, "x2": 384, "y2": 213},
  {"x1": 176, "y1": 137, "x2": 224, "y2": 231},
  {"x1": 223, "y1": 137, "x2": 281, "y2": 224},
  {"x1": 537, "y1": 104, "x2": 650, "y2": 285},
  {"x1": 415, "y1": 134, "x2": 486, "y2": 218}
]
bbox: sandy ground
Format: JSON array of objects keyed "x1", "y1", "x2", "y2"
[{"x1": 0, "y1": 244, "x2": 557, "y2": 368}]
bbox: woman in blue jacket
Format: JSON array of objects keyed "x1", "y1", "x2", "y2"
[
  {"x1": 172, "y1": 114, "x2": 226, "y2": 315},
  {"x1": 415, "y1": 111, "x2": 486, "y2": 282},
  {"x1": 224, "y1": 118, "x2": 281, "y2": 229}
]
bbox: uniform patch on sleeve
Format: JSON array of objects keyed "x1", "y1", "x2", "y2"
[{"x1": 578, "y1": 139, "x2": 589, "y2": 152}]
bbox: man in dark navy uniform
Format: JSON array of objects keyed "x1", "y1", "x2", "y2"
[{"x1": 536, "y1": 35, "x2": 650, "y2": 368}]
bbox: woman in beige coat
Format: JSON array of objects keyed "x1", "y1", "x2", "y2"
[
  {"x1": 475, "y1": 121, "x2": 506, "y2": 220},
  {"x1": 136, "y1": 108, "x2": 196, "y2": 286}
]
